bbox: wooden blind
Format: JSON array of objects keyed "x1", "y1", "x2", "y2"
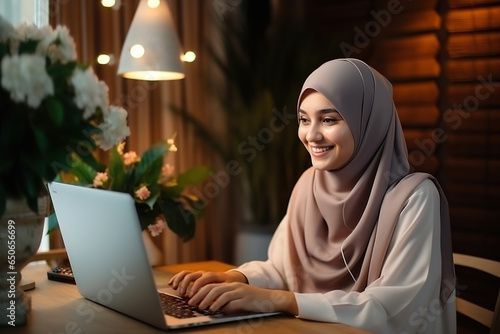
[
  {"x1": 368, "y1": 1, "x2": 500, "y2": 331},
  {"x1": 444, "y1": 0, "x2": 500, "y2": 260},
  {"x1": 369, "y1": 0, "x2": 442, "y2": 175}
]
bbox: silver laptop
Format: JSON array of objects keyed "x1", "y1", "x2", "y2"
[{"x1": 47, "y1": 181, "x2": 279, "y2": 330}]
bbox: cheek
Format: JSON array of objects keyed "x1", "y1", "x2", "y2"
[
  {"x1": 325, "y1": 126, "x2": 352, "y2": 145},
  {"x1": 298, "y1": 127, "x2": 307, "y2": 145}
]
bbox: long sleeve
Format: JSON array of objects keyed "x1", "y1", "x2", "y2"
[{"x1": 236, "y1": 179, "x2": 456, "y2": 334}]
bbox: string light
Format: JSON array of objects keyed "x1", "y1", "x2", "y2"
[
  {"x1": 101, "y1": 0, "x2": 115, "y2": 8},
  {"x1": 181, "y1": 51, "x2": 196, "y2": 63},
  {"x1": 147, "y1": 0, "x2": 160, "y2": 9},
  {"x1": 97, "y1": 54, "x2": 115, "y2": 65}
]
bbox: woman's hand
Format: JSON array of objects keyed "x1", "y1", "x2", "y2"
[
  {"x1": 188, "y1": 282, "x2": 298, "y2": 315},
  {"x1": 168, "y1": 270, "x2": 247, "y2": 297}
]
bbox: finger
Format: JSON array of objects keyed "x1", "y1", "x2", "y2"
[
  {"x1": 168, "y1": 270, "x2": 192, "y2": 288},
  {"x1": 206, "y1": 284, "x2": 247, "y2": 312},
  {"x1": 189, "y1": 273, "x2": 222, "y2": 297},
  {"x1": 196, "y1": 284, "x2": 239, "y2": 311},
  {"x1": 178, "y1": 271, "x2": 205, "y2": 296}
]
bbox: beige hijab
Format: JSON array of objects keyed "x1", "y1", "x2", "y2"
[{"x1": 288, "y1": 58, "x2": 454, "y2": 305}]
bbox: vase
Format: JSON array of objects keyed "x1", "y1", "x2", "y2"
[
  {"x1": 141, "y1": 230, "x2": 163, "y2": 267},
  {"x1": 0, "y1": 192, "x2": 50, "y2": 326}
]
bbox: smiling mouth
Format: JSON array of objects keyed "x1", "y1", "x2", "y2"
[
  {"x1": 311, "y1": 146, "x2": 333, "y2": 157},
  {"x1": 311, "y1": 146, "x2": 333, "y2": 153}
]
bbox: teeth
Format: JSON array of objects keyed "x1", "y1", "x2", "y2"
[{"x1": 311, "y1": 146, "x2": 333, "y2": 153}]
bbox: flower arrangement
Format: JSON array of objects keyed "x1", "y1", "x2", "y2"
[
  {"x1": 0, "y1": 16, "x2": 129, "y2": 216},
  {"x1": 53, "y1": 139, "x2": 210, "y2": 240}
]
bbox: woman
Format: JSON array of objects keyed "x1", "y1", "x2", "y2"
[{"x1": 169, "y1": 58, "x2": 456, "y2": 333}]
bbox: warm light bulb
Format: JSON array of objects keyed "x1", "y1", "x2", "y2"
[
  {"x1": 130, "y1": 44, "x2": 145, "y2": 58},
  {"x1": 101, "y1": 0, "x2": 115, "y2": 7},
  {"x1": 147, "y1": 0, "x2": 160, "y2": 8},
  {"x1": 97, "y1": 54, "x2": 111, "y2": 65},
  {"x1": 181, "y1": 51, "x2": 196, "y2": 63},
  {"x1": 97, "y1": 54, "x2": 115, "y2": 65}
]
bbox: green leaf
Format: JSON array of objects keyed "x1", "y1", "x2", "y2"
[
  {"x1": 19, "y1": 169, "x2": 39, "y2": 213},
  {"x1": 70, "y1": 158, "x2": 97, "y2": 185},
  {"x1": 177, "y1": 166, "x2": 211, "y2": 187},
  {"x1": 18, "y1": 40, "x2": 39, "y2": 54},
  {"x1": 33, "y1": 128, "x2": 49, "y2": 154},
  {"x1": 47, "y1": 213, "x2": 59, "y2": 234},
  {"x1": 46, "y1": 97, "x2": 64, "y2": 126},
  {"x1": 77, "y1": 148, "x2": 101, "y2": 171},
  {"x1": 133, "y1": 142, "x2": 168, "y2": 186},
  {"x1": 157, "y1": 197, "x2": 196, "y2": 242},
  {"x1": 108, "y1": 146, "x2": 126, "y2": 191},
  {"x1": 163, "y1": 166, "x2": 211, "y2": 197},
  {"x1": 135, "y1": 202, "x2": 160, "y2": 231}
]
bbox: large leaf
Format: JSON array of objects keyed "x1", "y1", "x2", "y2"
[
  {"x1": 108, "y1": 146, "x2": 126, "y2": 191},
  {"x1": 45, "y1": 97, "x2": 64, "y2": 127},
  {"x1": 157, "y1": 197, "x2": 196, "y2": 242},
  {"x1": 133, "y1": 142, "x2": 168, "y2": 186},
  {"x1": 69, "y1": 158, "x2": 97, "y2": 185},
  {"x1": 163, "y1": 166, "x2": 211, "y2": 197}
]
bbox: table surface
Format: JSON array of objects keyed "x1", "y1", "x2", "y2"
[{"x1": 6, "y1": 261, "x2": 373, "y2": 334}]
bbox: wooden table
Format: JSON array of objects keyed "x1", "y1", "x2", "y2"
[{"x1": 7, "y1": 261, "x2": 372, "y2": 333}]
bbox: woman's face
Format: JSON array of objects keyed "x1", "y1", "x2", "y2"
[{"x1": 298, "y1": 90, "x2": 355, "y2": 171}]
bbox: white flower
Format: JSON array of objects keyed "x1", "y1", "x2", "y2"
[
  {"x1": 11, "y1": 22, "x2": 53, "y2": 54},
  {"x1": 40, "y1": 26, "x2": 77, "y2": 63},
  {"x1": 95, "y1": 106, "x2": 130, "y2": 150},
  {"x1": 1, "y1": 54, "x2": 54, "y2": 108},
  {"x1": 70, "y1": 66, "x2": 109, "y2": 119}
]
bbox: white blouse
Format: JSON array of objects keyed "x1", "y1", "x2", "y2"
[{"x1": 236, "y1": 179, "x2": 456, "y2": 334}]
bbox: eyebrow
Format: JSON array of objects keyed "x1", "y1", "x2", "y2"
[{"x1": 298, "y1": 108, "x2": 341, "y2": 116}]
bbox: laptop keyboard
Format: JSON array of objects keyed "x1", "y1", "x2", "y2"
[{"x1": 159, "y1": 292, "x2": 224, "y2": 319}]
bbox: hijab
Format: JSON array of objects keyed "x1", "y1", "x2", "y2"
[{"x1": 286, "y1": 58, "x2": 454, "y2": 305}]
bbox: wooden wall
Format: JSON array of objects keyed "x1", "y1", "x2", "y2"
[{"x1": 364, "y1": 0, "x2": 500, "y2": 332}]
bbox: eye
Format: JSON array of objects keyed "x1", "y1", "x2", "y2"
[
  {"x1": 299, "y1": 117, "x2": 310, "y2": 125},
  {"x1": 323, "y1": 117, "x2": 339, "y2": 125}
]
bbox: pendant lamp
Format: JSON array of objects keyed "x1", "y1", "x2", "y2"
[{"x1": 118, "y1": 0, "x2": 185, "y2": 80}]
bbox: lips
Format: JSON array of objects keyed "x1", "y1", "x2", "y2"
[{"x1": 310, "y1": 146, "x2": 333, "y2": 157}]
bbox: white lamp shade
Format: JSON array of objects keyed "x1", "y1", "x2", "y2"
[{"x1": 118, "y1": 0, "x2": 185, "y2": 80}]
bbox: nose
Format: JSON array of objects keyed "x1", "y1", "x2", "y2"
[{"x1": 306, "y1": 122, "x2": 323, "y2": 142}]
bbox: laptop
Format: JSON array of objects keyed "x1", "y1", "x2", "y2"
[{"x1": 47, "y1": 181, "x2": 279, "y2": 330}]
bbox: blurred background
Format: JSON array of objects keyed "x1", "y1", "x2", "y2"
[{"x1": 3, "y1": 0, "x2": 499, "y2": 332}]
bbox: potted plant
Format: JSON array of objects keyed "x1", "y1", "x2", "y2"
[{"x1": 0, "y1": 16, "x2": 129, "y2": 326}]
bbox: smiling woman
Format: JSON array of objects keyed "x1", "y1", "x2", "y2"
[
  {"x1": 168, "y1": 58, "x2": 456, "y2": 334},
  {"x1": 298, "y1": 91, "x2": 355, "y2": 171}
]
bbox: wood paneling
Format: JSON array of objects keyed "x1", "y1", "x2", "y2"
[
  {"x1": 447, "y1": 32, "x2": 500, "y2": 58},
  {"x1": 393, "y1": 82, "x2": 440, "y2": 104},
  {"x1": 442, "y1": 2, "x2": 500, "y2": 331},
  {"x1": 446, "y1": 58, "x2": 500, "y2": 81},
  {"x1": 371, "y1": 34, "x2": 440, "y2": 60},
  {"x1": 369, "y1": 2, "x2": 442, "y2": 175},
  {"x1": 398, "y1": 106, "x2": 440, "y2": 127},
  {"x1": 368, "y1": 2, "x2": 500, "y2": 330},
  {"x1": 446, "y1": 6, "x2": 500, "y2": 32},
  {"x1": 385, "y1": 9, "x2": 441, "y2": 34},
  {"x1": 447, "y1": 0, "x2": 500, "y2": 8}
]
